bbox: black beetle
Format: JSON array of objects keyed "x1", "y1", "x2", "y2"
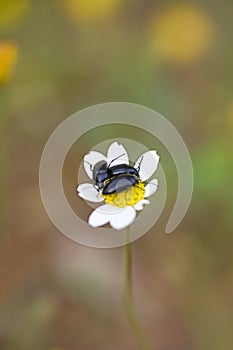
[
  {"x1": 93, "y1": 161, "x2": 140, "y2": 194},
  {"x1": 84, "y1": 153, "x2": 144, "y2": 195}
]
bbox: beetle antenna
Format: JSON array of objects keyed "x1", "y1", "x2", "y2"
[
  {"x1": 137, "y1": 156, "x2": 144, "y2": 172},
  {"x1": 107, "y1": 153, "x2": 125, "y2": 168}
]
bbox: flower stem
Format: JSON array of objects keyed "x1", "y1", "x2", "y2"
[{"x1": 124, "y1": 227, "x2": 153, "y2": 350}]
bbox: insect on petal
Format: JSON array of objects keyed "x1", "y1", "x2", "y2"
[
  {"x1": 107, "y1": 141, "x2": 129, "y2": 166},
  {"x1": 84, "y1": 151, "x2": 107, "y2": 179},
  {"x1": 77, "y1": 183, "x2": 104, "y2": 202},
  {"x1": 134, "y1": 150, "x2": 160, "y2": 181}
]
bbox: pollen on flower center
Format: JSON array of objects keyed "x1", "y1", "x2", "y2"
[{"x1": 102, "y1": 180, "x2": 145, "y2": 208}]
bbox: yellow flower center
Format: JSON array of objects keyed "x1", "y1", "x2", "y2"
[{"x1": 102, "y1": 180, "x2": 145, "y2": 208}]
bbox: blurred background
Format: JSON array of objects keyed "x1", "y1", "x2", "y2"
[{"x1": 0, "y1": 0, "x2": 233, "y2": 349}]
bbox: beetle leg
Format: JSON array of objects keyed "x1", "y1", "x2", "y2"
[{"x1": 83, "y1": 160, "x2": 94, "y2": 172}]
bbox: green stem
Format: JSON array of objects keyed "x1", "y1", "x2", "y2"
[{"x1": 124, "y1": 227, "x2": 153, "y2": 350}]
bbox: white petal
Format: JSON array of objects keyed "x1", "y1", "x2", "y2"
[
  {"x1": 134, "y1": 150, "x2": 160, "y2": 181},
  {"x1": 77, "y1": 183, "x2": 104, "y2": 202},
  {"x1": 107, "y1": 141, "x2": 129, "y2": 166},
  {"x1": 94, "y1": 204, "x2": 122, "y2": 215},
  {"x1": 144, "y1": 178, "x2": 158, "y2": 198},
  {"x1": 110, "y1": 206, "x2": 136, "y2": 230},
  {"x1": 88, "y1": 207, "x2": 111, "y2": 228},
  {"x1": 88, "y1": 204, "x2": 122, "y2": 228},
  {"x1": 84, "y1": 151, "x2": 107, "y2": 179},
  {"x1": 134, "y1": 199, "x2": 150, "y2": 211}
]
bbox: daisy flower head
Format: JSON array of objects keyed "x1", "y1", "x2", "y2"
[{"x1": 77, "y1": 142, "x2": 160, "y2": 230}]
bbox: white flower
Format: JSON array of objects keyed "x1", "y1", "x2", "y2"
[{"x1": 77, "y1": 142, "x2": 160, "y2": 230}]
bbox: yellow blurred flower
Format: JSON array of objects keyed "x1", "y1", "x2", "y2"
[
  {"x1": 0, "y1": 42, "x2": 18, "y2": 84},
  {"x1": 150, "y1": 4, "x2": 214, "y2": 64},
  {"x1": 62, "y1": 0, "x2": 121, "y2": 22},
  {"x1": 0, "y1": 0, "x2": 29, "y2": 30}
]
